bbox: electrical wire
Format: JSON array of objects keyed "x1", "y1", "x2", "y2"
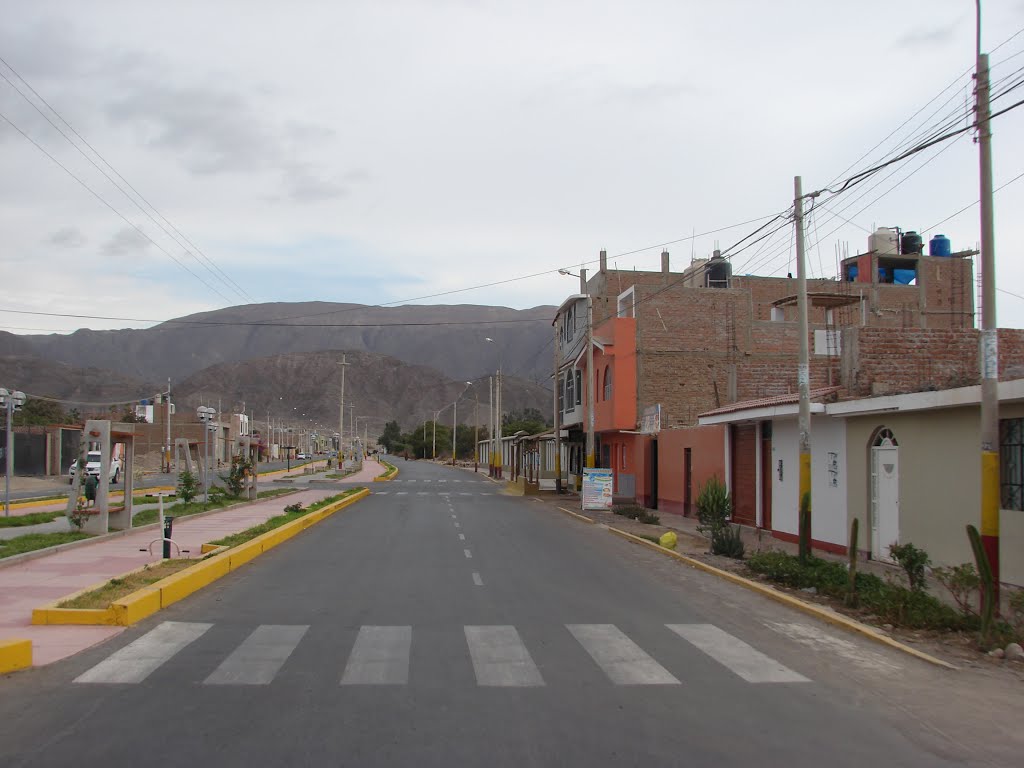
[
  {"x1": 0, "y1": 108, "x2": 236, "y2": 304},
  {"x1": 0, "y1": 60, "x2": 256, "y2": 304}
]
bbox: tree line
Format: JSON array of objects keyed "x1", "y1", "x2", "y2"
[{"x1": 378, "y1": 408, "x2": 550, "y2": 459}]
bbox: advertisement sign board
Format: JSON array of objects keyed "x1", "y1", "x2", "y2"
[{"x1": 582, "y1": 468, "x2": 614, "y2": 510}]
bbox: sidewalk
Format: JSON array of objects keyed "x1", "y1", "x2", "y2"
[{"x1": 0, "y1": 484, "x2": 359, "y2": 667}]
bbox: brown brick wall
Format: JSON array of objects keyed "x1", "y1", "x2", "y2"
[{"x1": 843, "y1": 328, "x2": 1024, "y2": 397}]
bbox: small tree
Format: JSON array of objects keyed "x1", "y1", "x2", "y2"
[
  {"x1": 223, "y1": 454, "x2": 254, "y2": 497},
  {"x1": 177, "y1": 470, "x2": 199, "y2": 503}
]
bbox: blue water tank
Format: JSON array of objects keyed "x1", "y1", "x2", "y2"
[{"x1": 929, "y1": 234, "x2": 952, "y2": 257}]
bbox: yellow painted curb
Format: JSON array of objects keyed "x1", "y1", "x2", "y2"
[
  {"x1": 32, "y1": 488, "x2": 371, "y2": 627},
  {"x1": 556, "y1": 506, "x2": 596, "y2": 524},
  {"x1": 0, "y1": 638, "x2": 32, "y2": 674},
  {"x1": 373, "y1": 463, "x2": 398, "y2": 481},
  {"x1": 604, "y1": 525, "x2": 957, "y2": 671}
]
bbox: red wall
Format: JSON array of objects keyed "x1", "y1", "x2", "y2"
[
  {"x1": 656, "y1": 425, "x2": 726, "y2": 517},
  {"x1": 592, "y1": 318, "x2": 637, "y2": 432}
]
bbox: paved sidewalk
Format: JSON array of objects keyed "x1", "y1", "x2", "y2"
[{"x1": 0, "y1": 485, "x2": 361, "y2": 667}]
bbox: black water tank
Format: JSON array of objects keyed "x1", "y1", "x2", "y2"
[
  {"x1": 705, "y1": 256, "x2": 732, "y2": 287},
  {"x1": 900, "y1": 230, "x2": 923, "y2": 255}
]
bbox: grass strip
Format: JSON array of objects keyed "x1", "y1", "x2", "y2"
[
  {"x1": 58, "y1": 559, "x2": 196, "y2": 609},
  {"x1": 209, "y1": 489, "x2": 363, "y2": 549},
  {"x1": 0, "y1": 511, "x2": 63, "y2": 528},
  {"x1": 132, "y1": 488, "x2": 297, "y2": 526},
  {"x1": 380, "y1": 460, "x2": 397, "y2": 478},
  {"x1": 0, "y1": 531, "x2": 91, "y2": 559}
]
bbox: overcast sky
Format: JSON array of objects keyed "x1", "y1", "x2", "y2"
[{"x1": 2, "y1": 0, "x2": 1023, "y2": 334}]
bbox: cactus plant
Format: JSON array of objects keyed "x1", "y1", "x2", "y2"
[
  {"x1": 846, "y1": 518, "x2": 859, "y2": 607},
  {"x1": 966, "y1": 524, "x2": 994, "y2": 645}
]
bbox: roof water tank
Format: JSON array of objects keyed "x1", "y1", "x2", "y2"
[
  {"x1": 705, "y1": 256, "x2": 732, "y2": 287},
  {"x1": 900, "y1": 230, "x2": 923, "y2": 255},
  {"x1": 869, "y1": 227, "x2": 898, "y2": 255},
  {"x1": 929, "y1": 234, "x2": 952, "y2": 257}
]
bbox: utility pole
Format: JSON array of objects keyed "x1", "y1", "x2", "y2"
[
  {"x1": 474, "y1": 390, "x2": 479, "y2": 472},
  {"x1": 452, "y1": 398, "x2": 458, "y2": 466},
  {"x1": 976, "y1": 6, "x2": 1000, "y2": 595},
  {"x1": 554, "y1": 319, "x2": 562, "y2": 492},
  {"x1": 489, "y1": 376, "x2": 494, "y2": 476},
  {"x1": 165, "y1": 378, "x2": 171, "y2": 474},
  {"x1": 338, "y1": 355, "x2": 348, "y2": 459},
  {"x1": 584, "y1": 266, "x2": 595, "y2": 468},
  {"x1": 794, "y1": 176, "x2": 812, "y2": 563},
  {"x1": 349, "y1": 403, "x2": 356, "y2": 461}
]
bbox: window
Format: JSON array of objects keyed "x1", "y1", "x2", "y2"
[
  {"x1": 603, "y1": 366, "x2": 613, "y2": 400},
  {"x1": 1001, "y1": 418, "x2": 1024, "y2": 510},
  {"x1": 558, "y1": 374, "x2": 565, "y2": 414},
  {"x1": 575, "y1": 370, "x2": 582, "y2": 405},
  {"x1": 565, "y1": 372, "x2": 574, "y2": 412},
  {"x1": 617, "y1": 286, "x2": 635, "y2": 318}
]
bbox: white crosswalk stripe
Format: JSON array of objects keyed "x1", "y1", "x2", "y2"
[
  {"x1": 76, "y1": 621, "x2": 211, "y2": 684},
  {"x1": 375, "y1": 491, "x2": 390, "y2": 495},
  {"x1": 465, "y1": 626, "x2": 544, "y2": 687},
  {"x1": 342, "y1": 626, "x2": 412, "y2": 685},
  {"x1": 567, "y1": 624, "x2": 679, "y2": 685},
  {"x1": 666, "y1": 624, "x2": 809, "y2": 683},
  {"x1": 204, "y1": 625, "x2": 308, "y2": 685},
  {"x1": 73, "y1": 622, "x2": 810, "y2": 688}
]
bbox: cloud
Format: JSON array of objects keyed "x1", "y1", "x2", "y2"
[
  {"x1": 101, "y1": 227, "x2": 153, "y2": 257},
  {"x1": 47, "y1": 226, "x2": 86, "y2": 248},
  {"x1": 895, "y1": 21, "x2": 959, "y2": 48}
]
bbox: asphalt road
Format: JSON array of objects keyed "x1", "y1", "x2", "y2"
[{"x1": 0, "y1": 460, "x2": 994, "y2": 767}]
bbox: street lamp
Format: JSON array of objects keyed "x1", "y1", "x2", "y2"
[
  {"x1": 453, "y1": 381, "x2": 472, "y2": 466},
  {"x1": 196, "y1": 406, "x2": 216, "y2": 502},
  {"x1": 1, "y1": 387, "x2": 26, "y2": 517}
]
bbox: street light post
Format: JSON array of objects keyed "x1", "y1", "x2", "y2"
[
  {"x1": 453, "y1": 382, "x2": 472, "y2": 466},
  {"x1": 1, "y1": 388, "x2": 26, "y2": 517},
  {"x1": 196, "y1": 406, "x2": 216, "y2": 503},
  {"x1": 485, "y1": 338, "x2": 503, "y2": 478}
]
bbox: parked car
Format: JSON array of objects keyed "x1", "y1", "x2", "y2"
[
  {"x1": 69, "y1": 451, "x2": 121, "y2": 484},
  {"x1": 296, "y1": 452, "x2": 309, "y2": 460}
]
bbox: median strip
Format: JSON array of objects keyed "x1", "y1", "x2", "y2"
[{"x1": 31, "y1": 488, "x2": 370, "y2": 627}]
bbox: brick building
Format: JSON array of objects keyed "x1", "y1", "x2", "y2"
[{"x1": 554, "y1": 237, "x2": 976, "y2": 513}]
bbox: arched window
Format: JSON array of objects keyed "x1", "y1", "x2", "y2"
[
  {"x1": 603, "y1": 366, "x2": 613, "y2": 400},
  {"x1": 873, "y1": 427, "x2": 898, "y2": 447}
]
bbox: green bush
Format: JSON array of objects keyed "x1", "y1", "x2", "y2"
[
  {"x1": 715, "y1": 524, "x2": 745, "y2": 559},
  {"x1": 695, "y1": 477, "x2": 743, "y2": 557},
  {"x1": 888, "y1": 542, "x2": 930, "y2": 591},
  {"x1": 932, "y1": 563, "x2": 980, "y2": 617},
  {"x1": 177, "y1": 470, "x2": 199, "y2": 503},
  {"x1": 747, "y1": 550, "x2": 971, "y2": 631}
]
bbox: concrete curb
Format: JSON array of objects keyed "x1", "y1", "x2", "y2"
[
  {"x1": 555, "y1": 506, "x2": 596, "y2": 525},
  {"x1": 0, "y1": 638, "x2": 32, "y2": 674},
  {"x1": 31, "y1": 488, "x2": 371, "y2": 628},
  {"x1": 0, "y1": 489, "x2": 302, "y2": 572},
  {"x1": 597, "y1": 523, "x2": 957, "y2": 670},
  {"x1": 373, "y1": 462, "x2": 398, "y2": 482}
]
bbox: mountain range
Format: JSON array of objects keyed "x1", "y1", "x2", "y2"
[{"x1": 0, "y1": 302, "x2": 557, "y2": 434}]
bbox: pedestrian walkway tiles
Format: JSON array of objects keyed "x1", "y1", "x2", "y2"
[{"x1": 74, "y1": 621, "x2": 810, "y2": 687}]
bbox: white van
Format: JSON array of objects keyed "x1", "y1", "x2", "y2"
[{"x1": 69, "y1": 451, "x2": 122, "y2": 484}]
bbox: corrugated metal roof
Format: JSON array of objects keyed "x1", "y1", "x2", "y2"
[{"x1": 698, "y1": 386, "x2": 841, "y2": 418}]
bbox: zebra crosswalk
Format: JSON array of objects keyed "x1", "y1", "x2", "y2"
[{"x1": 73, "y1": 621, "x2": 810, "y2": 689}]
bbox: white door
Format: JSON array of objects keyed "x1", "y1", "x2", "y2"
[{"x1": 871, "y1": 442, "x2": 900, "y2": 562}]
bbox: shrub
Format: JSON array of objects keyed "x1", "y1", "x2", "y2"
[
  {"x1": 223, "y1": 454, "x2": 254, "y2": 497},
  {"x1": 714, "y1": 524, "x2": 745, "y2": 559},
  {"x1": 284, "y1": 502, "x2": 304, "y2": 515},
  {"x1": 1008, "y1": 589, "x2": 1024, "y2": 638},
  {"x1": 177, "y1": 470, "x2": 199, "y2": 503},
  {"x1": 932, "y1": 563, "x2": 980, "y2": 617},
  {"x1": 695, "y1": 477, "x2": 731, "y2": 535},
  {"x1": 888, "y1": 542, "x2": 930, "y2": 591}
]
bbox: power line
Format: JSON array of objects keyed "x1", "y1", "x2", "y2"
[
  {"x1": 0, "y1": 60, "x2": 256, "y2": 304},
  {"x1": 0, "y1": 108, "x2": 236, "y2": 304}
]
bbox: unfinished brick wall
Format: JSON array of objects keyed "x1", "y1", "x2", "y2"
[{"x1": 842, "y1": 328, "x2": 1024, "y2": 397}]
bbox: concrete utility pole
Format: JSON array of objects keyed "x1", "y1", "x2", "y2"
[
  {"x1": 489, "y1": 376, "x2": 494, "y2": 475},
  {"x1": 554, "y1": 319, "x2": 562, "y2": 493},
  {"x1": 338, "y1": 355, "x2": 348, "y2": 458},
  {"x1": 165, "y1": 378, "x2": 172, "y2": 474},
  {"x1": 794, "y1": 176, "x2": 812, "y2": 563},
  {"x1": 584, "y1": 265, "x2": 595, "y2": 468},
  {"x1": 975, "y1": 4, "x2": 1000, "y2": 594}
]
